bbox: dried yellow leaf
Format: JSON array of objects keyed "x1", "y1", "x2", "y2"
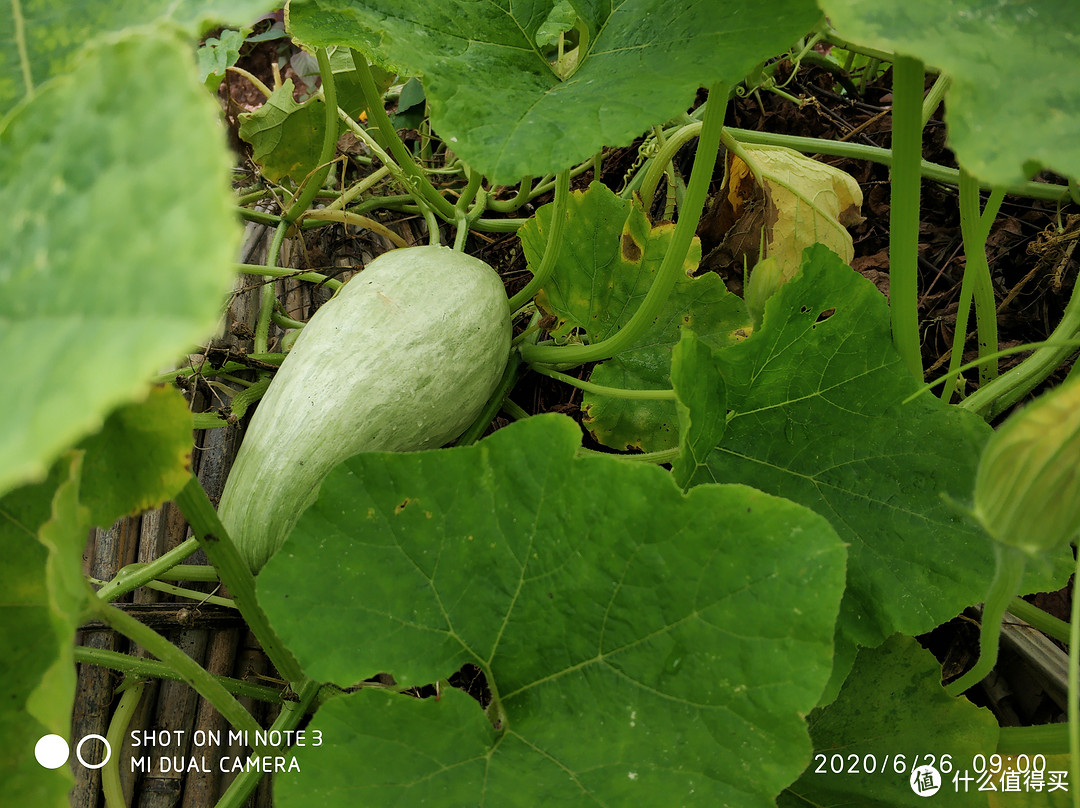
[{"x1": 726, "y1": 144, "x2": 864, "y2": 282}]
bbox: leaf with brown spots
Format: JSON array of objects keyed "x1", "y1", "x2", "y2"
[
  {"x1": 717, "y1": 145, "x2": 864, "y2": 282},
  {"x1": 520, "y1": 182, "x2": 750, "y2": 452}
]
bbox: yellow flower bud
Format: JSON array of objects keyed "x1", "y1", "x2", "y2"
[{"x1": 972, "y1": 379, "x2": 1080, "y2": 557}]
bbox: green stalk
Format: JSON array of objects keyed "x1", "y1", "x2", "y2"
[
  {"x1": 255, "y1": 221, "x2": 289, "y2": 355},
  {"x1": 501, "y1": 399, "x2": 531, "y2": 421},
  {"x1": 1008, "y1": 597, "x2": 1071, "y2": 644},
  {"x1": 521, "y1": 82, "x2": 728, "y2": 366},
  {"x1": 282, "y1": 49, "x2": 339, "y2": 223},
  {"x1": 507, "y1": 169, "x2": 571, "y2": 312},
  {"x1": 350, "y1": 50, "x2": 456, "y2": 220},
  {"x1": 213, "y1": 679, "x2": 322, "y2": 808},
  {"x1": 638, "y1": 121, "x2": 705, "y2": 213},
  {"x1": 959, "y1": 273, "x2": 1080, "y2": 418},
  {"x1": 320, "y1": 165, "x2": 392, "y2": 212},
  {"x1": 73, "y1": 646, "x2": 284, "y2": 703},
  {"x1": 138, "y1": 580, "x2": 236, "y2": 608},
  {"x1": 237, "y1": 207, "x2": 283, "y2": 226},
  {"x1": 905, "y1": 339, "x2": 1080, "y2": 403},
  {"x1": 888, "y1": 56, "x2": 926, "y2": 380},
  {"x1": 102, "y1": 678, "x2": 145, "y2": 808},
  {"x1": 577, "y1": 446, "x2": 680, "y2": 464},
  {"x1": 945, "y1": 544, "x2": 1026, "y2": 697},
  {"x1": 271, "y1": 309, "x2": 306, "y2": 332},
  {"x1": 488, "y1": 176, "x2": 535, "y2": 213},
  {"x1": 96, "y1": 538, "x2": 201, "y2": 602},
  {"x1": 174, "y1": 476, "x2": 304, "y2": 685},
  {"x1": 941, "y1": 171, "x2": 1002, "y2": 402},
  {"x1": 724, "y1": 128, "x2": 1069, "y2": 202},
  {"x1": 83, "y1": 588, "x2": 261, "y2": 736},
  {"x1": 921, "y1": 73, "x2": 950, "y2": 127},
  {"x1": 455, "y1": 164, "x2": 483, "y2": 215},
  {"x1": 532, "y1": 365, "x2": 677, "y2": 400},
  {"x1": 235, "y1": 264, "x2": 342, "y2": 291},
  {"x1": 1071, "y1": 542, "x2": 1080, "y2": 808},
  {"x1": 960, "y1": 169, "x2": 1001, "y2": 387},
  {"x1": 155, "y1": 564, "x2": 222, "y2": 582}
]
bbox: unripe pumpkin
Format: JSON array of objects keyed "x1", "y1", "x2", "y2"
[{"x1": 217, "y1": 246, "x2": 512, "y2": 572}]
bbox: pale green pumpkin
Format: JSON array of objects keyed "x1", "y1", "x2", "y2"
[{"x1": 218, "y1": 246, "x2": 511, "y2": 571}]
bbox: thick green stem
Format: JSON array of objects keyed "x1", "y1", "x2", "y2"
[
  {"x1": 102, "y1": 678, "x2": 145, "y2": 808},
  {"x1": 1008, "y1": 597, "x2": 1071, "y2": 644},
  {"x1": 945, "y1": 544, "x2": 1026, "y2": 697},
  {"x1": 135, "y1": 580, "x2": 235, "y2": 608},
  {"x1": 532, "y1": 365, "x2": 677, "y2": 400},
  {"x1": 212, "y1": 679, "x2": 322, "y2": 808},
  {"x1": 507, "y1": 169, "x2": 571, "y2": 312},
  {"x1": 73, "y1": 646, "x2": 284, "y2": 703},
  {"x1": 350, "y1": 50, "x2": 456, "y2": 220},
  {"x1": 487, "y1": 176, "x2": 534, "y2": 213},
  {"x1": 638, "y1": 121, "x2": 705, "y2": 212},
  {"x1": 96, "y1": 537, "x2": 200, "y2": 602},
  {"x1": 959, "y1": 272, "x2": 1080, "y2": 418},
  {"x1": 920, "y1": 73, "x2": 950, "y2": 127},
  {"x1": 521, "y1": 82, "x2": 728, "y2": 366},
  {"x1": 577, "y1": 446, "x2": 681, "y2": 464},
  {"x1": 84, "y1": 589, "x2": 261, "y2": 736},
  {"x1": 174, "y1": 476, "x2": 304, "y2": 685},
  {"x1": 235, "y1": 263, "x2": 342, "y2": 291},
  {"x1": 255, "y1": 221, "x2": 289, "y2": 355},
  {"x1": 282, "y1": 48, "x2": 339, "y2": 222},
  {"x1": 889, "y1": 56, "x2": 926, "y2": 380}
]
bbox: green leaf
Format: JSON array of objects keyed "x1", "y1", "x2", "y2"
[
  {"x1": 390, "y1": 76, "x2": 426, "y2": 130},
  {"x1": 0, "y1": 29, "x2": 239, "y2": 497},
  {"x1": 0, "y1": 0, "x2": 279, "y2": 114},
  {"x1": 535, "y1": 0, "x2": 578, "y2": 49},
  {"x1": 0, "y1": 453, "x2": 91, "y2": 807},
  {"x1": 195, "y1": 27, "x2": 248, "y2": 91},
  {"x1": 819, "y1": 0, "x2": 1080, "y2": 185},
  {"x1": 260, "y1": 414, "x2": 848, "y2": 805},
  {"x1": 239, "y1": 79, "x2": 327, "y2": 183},
  {"x1": 286, "y1": 0, "x2": 823, "y2": 183},
  {"x1": 781, "y1": 635, "x2": 998, "y2": 808},
  {"x1": 76, "y1": 386, "x2": 194, "y2": 528},
  {"x1": 519, "y1": 182, "x2": 751, "y2": 451},
  {"x1": 671, "y1": 330, "x2": 728, "y2": 489},
  {"x1": 678, "y1": 244, "x2": 1004, "y2": 647}
]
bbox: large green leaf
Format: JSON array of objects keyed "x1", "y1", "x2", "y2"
[
  {"x1": 780, "y1": 634, "x2": 998, "y2": 807},
  {"x1": 819, "y1": 0, "x2": 1080, "y2": 185},
  {"x1": 260, "y1": 414, "x2": 848, "y2": 806},
  {"x1": 0, "y1": 453, "x2": 91, "y2": 807},
  {"x1": 286, "y1": 0, "x2": 822, "y2": 183},
  {"x1": 678, "y1": 245, "x2": 1004, "y2": 647},
  {"x1": 0, "y1": 0, "x2": 278, "y2": 114},
  {"x1": 238, "y1": 80, "x2": 327, "y2": 183},
  {"x1": 76, "y1": 385, "x2": 194, "y2": 528},
  {"x1": 519, "y1": 182, "x2": 750, "y2": 451},
  {"x1": 0, "y1": 29, "x2": 239, "y2": 497}
]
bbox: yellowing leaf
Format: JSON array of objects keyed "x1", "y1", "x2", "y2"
[{"x1": 725, "y1": 144, "x2": 864, "y2": 280}]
